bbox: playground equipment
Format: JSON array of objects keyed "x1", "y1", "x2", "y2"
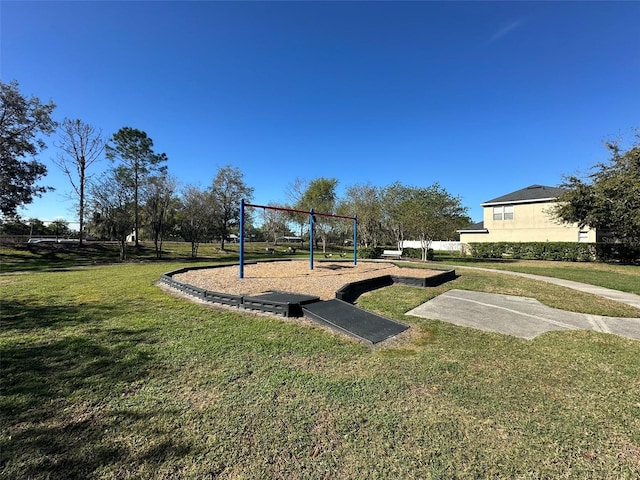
[{"x1": 239, "y1": 200, "x2": 357, "y2": 278}]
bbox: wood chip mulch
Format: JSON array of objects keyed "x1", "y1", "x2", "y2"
[{"x1": 173, "y1": 260, "x2": 441, "y2": 300}]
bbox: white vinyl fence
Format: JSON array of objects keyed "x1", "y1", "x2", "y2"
[{"x1": 401, "y1": 240, "x2": 462, "y2": 252}]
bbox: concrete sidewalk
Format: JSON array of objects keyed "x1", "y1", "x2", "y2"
[
  {"x1": 406, "y1": 267, "x2": 640, "y2": 341},
  {"x1": 407, "y1": 289, "x2": 640, "y2": 340},
  {"x1": 457, "y1": 266, "x2": 640, "y2": 309}
]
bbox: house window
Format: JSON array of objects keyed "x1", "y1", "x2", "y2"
[
  {"x1": 493, "y1": 205, "x2": 514, "y2": 221},
  {"x1": 578, "y1": 231, "x2": 589, "y2": 242},
  {"x1": 504, "y1": 205, "x2": 514, "y2": 220}
]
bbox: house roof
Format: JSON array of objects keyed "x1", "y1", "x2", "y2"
[
  {"x1": 481, "y1": 184, "x2": 564, "y2": 206},
  {"x1": 457, "y1": 221, "x2": 487, "y2": 233}
]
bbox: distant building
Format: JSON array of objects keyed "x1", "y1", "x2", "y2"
[{"x1": 458, "y1": 185, "x2": 600, "y2": 244}]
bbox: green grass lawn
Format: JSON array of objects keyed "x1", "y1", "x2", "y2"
[
  {"x1": 1, "y1": 248, "x2": 640, "y2": 479},
  {"x1": 433, "y1": 252, "x2": 640, "y2": 295}
]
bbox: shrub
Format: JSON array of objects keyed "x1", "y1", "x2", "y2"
[
  {"x1": 357, "y1": 246, "x2": 383, "y2": 259},
  {"x1": 402, "y1": 248, "x2": 421, "y2": 259},
  {"x1": 468, "y1": 242, "x2": 640, "y2": 264},
  {"x1": 400, "y1": 247, "x2": 435, "y2": 261}
]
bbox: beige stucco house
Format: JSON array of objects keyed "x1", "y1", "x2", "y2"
[{"x1": 458, "y1": 185, "x2": 599, "y2": 244}]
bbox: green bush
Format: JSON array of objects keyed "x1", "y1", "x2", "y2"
[
  {"x1": 469, "y1": 242, "x2": 640, "y2": 264},
  {"x1": 402, "y1": 248, "x2": 421, "y2": 259},
  {"x1": 400, "y1": 247, "x2": 435, "y2": 261},
  {"x1": 357, "y1": 246, "x2": 383, "y2": 259}
]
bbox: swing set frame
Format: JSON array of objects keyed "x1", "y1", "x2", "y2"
[{"x1": 239, "y1": 199, "x2": 357, "y2": 278}]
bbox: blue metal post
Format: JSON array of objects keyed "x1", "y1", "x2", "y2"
[
  {"x1": 309, "y1": 208, "x2": 314, "y2": 270},
  {"x1": 353, "y1": 215, "x2": 357, "y2": 265},
  {"x1": 239, "y1": 199, "x2": 245, "y2": 278}
]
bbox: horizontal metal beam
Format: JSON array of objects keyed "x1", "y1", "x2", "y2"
[{"x1": 244, "y1": 202, "x2": 355, "y2": 220}]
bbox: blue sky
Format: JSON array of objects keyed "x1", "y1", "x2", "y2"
[{"x1": 2, "y1": 1, "x2": 639, "y2": 224}]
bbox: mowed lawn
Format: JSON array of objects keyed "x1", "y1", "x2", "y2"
[{"x1": 2, "y1": 252, "x2": 640, "y2": 479}]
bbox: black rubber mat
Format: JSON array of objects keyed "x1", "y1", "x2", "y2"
[
  {"x1": 247, "y1": 291, "x2": 320, "y2": 304},
  {"x1": 302, "y1": 299, "x2": 410, "y2": 344},
  {"x1": 242, "y1": 291, "x2": 320, "y2": 317}
]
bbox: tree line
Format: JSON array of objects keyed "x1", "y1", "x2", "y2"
[
  {"x1": 2, "y1": 80, "x2": 638, "y2": 260},
  {"x1": 0, "y1": 79, "x2": 471, "y2": 261},
  {"x1": 1, "y1": 80, "x2": 258, "y2": 260}
]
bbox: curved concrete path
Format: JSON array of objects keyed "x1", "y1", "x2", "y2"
[
  {"x1": 458, "y1": 266, "x2": 640, "y2": 309},
  {"x1": 406, "y1": 266, "x2": 640, "y2": 341}
]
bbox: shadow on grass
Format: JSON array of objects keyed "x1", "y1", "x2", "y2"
[
  {"x1": 1, "y1": 329, "x2": 156, "y2": 417},
  {"x1": 0, "y1": 244, "x2": 121, "y2": 273},
  {"x1": 0, "y1": 302, "x2": 189, "y2": 477},
  {"x1": 1, "y1": 300, "x2": 119, "y2": 331},
  {"x1": 3, "y1": 400, "x2": 190, "y2": 478}
]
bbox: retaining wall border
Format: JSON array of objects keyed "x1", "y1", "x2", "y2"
[{"x1": 160, "y1": 261, "x2": 457, "y2": 314}]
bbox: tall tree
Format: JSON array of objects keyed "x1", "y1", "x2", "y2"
[
  {"x1": 261, "y1": 203, "x2": 289, "y2": 245},
  {"x1": 285, "y1": 177, "x2": 309, "y2": 242},
  {"x1": 53, "y1": 118, "x2": 104, "y2": 245},
  {"x1": 89, "y1": 167, "x2": 135, "y2": 261},
  {"x1": 381, "y1": 182, "x2": 411, "y2": 249},
  {"x1": 552, "y1": 134, "x2": 640, "y2": 244},
  {"x1": 296, "y1": 177, "x2": 338, "y2": 253},
  {"x1": 0, "y1": 80, "x2": 56, "y2": 216},
  {"x1": 27, "y1": 217, "x2": 47, "y2": 236},
  {"x1": 0, "y1": 217, "x2": 30, "y2": 236},
  {"x1": 177, "y1": 185, "x2": 213, "y2": 258},
  {"x1": 340, "y1": 183, "x2": 383, "y2": 247},
  {"x1": 143, "y1": 174, "x2": 178, "y2": 258},
  {"x1": 400, "y1": 184, "x2": 470, "y2": 261},
  {"x1": 105, "y1": 127, "x2": 167, "y2": 246},
  {"x1": 48, "y1": 219, "x2": 71, "y2": 240},
  {"x1": 209, "y1": 165, "x2": 254, "y2": 250}
]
